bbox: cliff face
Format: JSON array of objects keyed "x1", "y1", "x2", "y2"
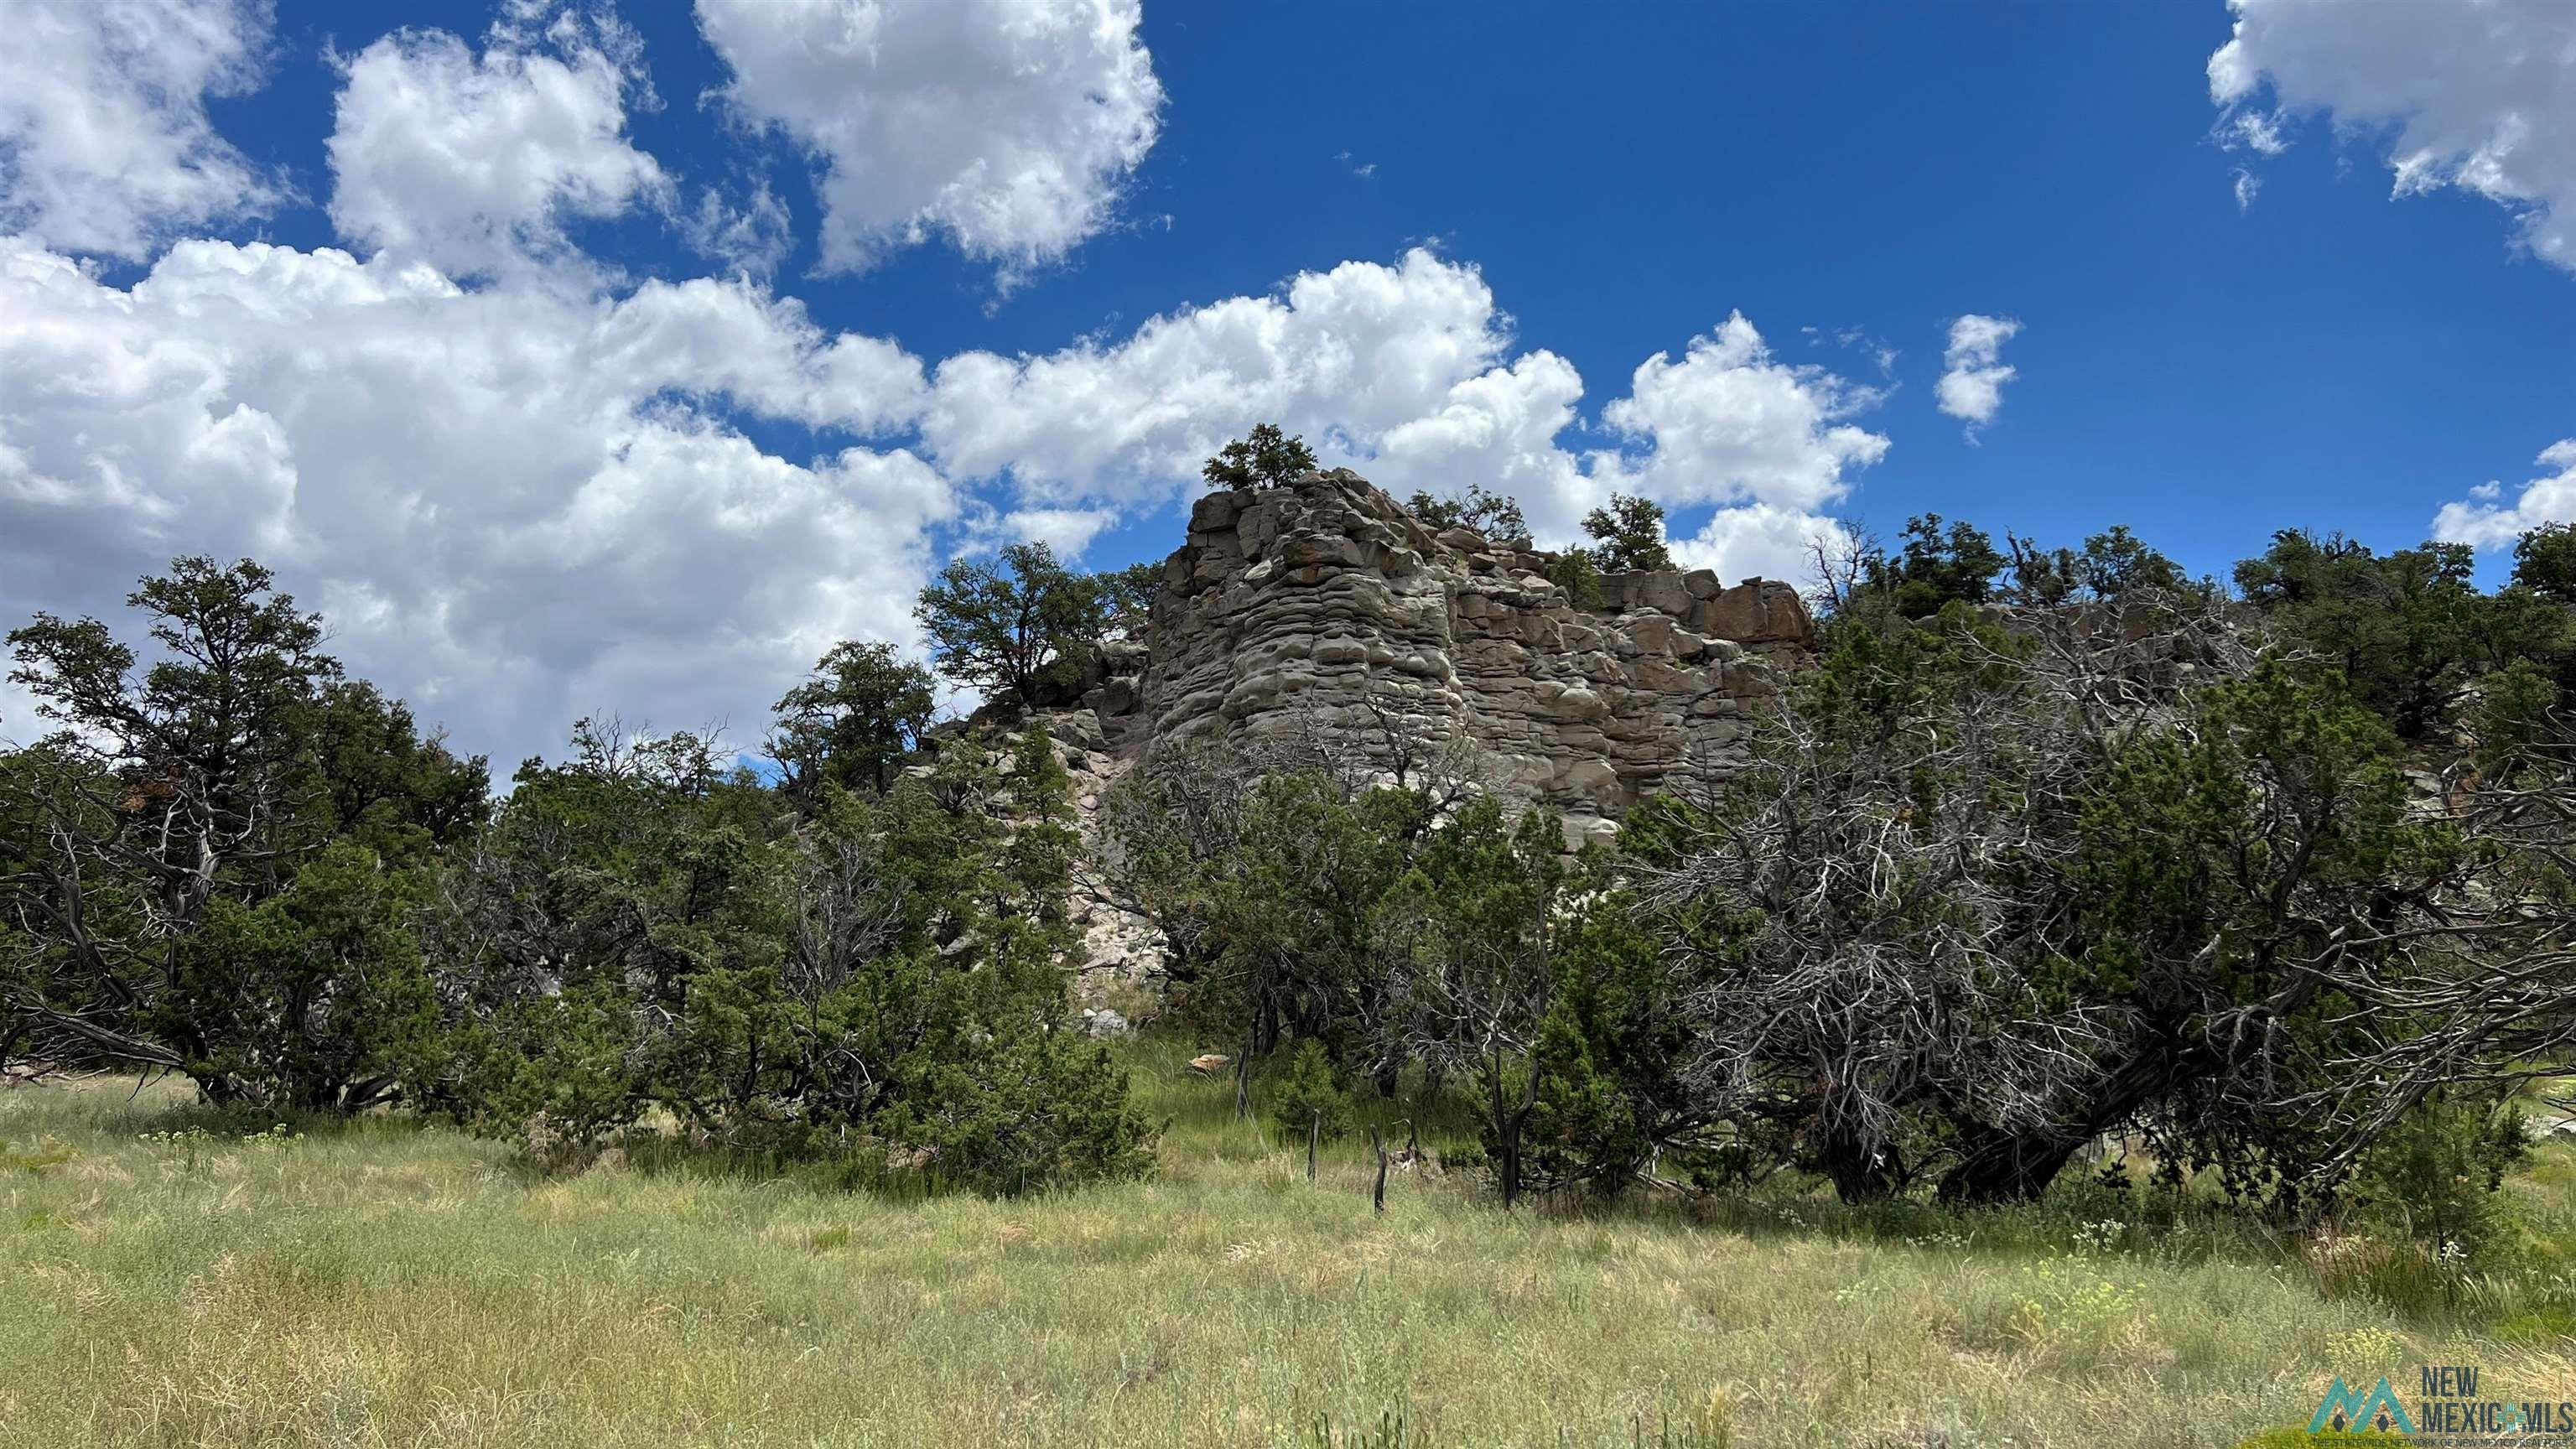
[{"x1": 1054, "y1": 469, "x2": 1813, "y2": 845}]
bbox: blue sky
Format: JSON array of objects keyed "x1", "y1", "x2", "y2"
[
  {"x1": 3, "y1": 0, "x2": 2572, "y2": 763},
  {"x1": 190, "y1": 0, "x2": 2576, "y2": 575}
]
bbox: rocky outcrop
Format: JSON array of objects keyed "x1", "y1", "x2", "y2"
[
  {"x1": 1052, "y1": 741, "x2": 1166, "y2": 1004},
  {"x1": 1046, "y1": 469, "x2": 1813, "y2": 846}
]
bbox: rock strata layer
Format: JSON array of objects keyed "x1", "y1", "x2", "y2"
[{"x1": 1049, "y1": 469, "x2": 1814, "y2": 846}]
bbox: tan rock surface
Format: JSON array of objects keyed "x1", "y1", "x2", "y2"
[
  {"x1": 1031, "y1": 468, "x2": 1814, "y2": 1000},
  {"x1": 1105, "y1": 469, "x2": 1810, "y2": 841}
]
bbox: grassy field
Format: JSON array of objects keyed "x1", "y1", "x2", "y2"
[{"x1": 4, "y1": 1041, "x2": 2573, "y2": 1448}]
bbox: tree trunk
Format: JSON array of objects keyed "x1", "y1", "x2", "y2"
[
  {"x1": 1371, "y1": 1056, "x2": 1402, "y2": 1099},
  {"x1": 1814, "y1": 1120, "x2": 1906, "y2": 1204},
  {"x1": 1233, "y1": 1027, "x2": 1254, "y2": 1121},
  {"x1": 1935, "y1": 1129, "x2": 2086, "y2": 1206},
  {"x1": 1934, "y1": 1038, "x2": 2186, "y2": 1206},
  {"x1": 1491, "y1": 1045, "x2": 1540, "y2": 1209}
]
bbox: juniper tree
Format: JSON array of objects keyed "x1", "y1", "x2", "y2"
[
  {"x1": 1202, "y1": 423, "x2": 1317, "y2": 490},
  {"x1": 1, "y1": 558, "x2": 477, "y2": 1107},
  {"x1": 1408, "y1": 484, "x2": 1530, "y2": 543},
  {"x1": 426, "y1": 722, "x2": 1152, "y2": 1192},
  {"x1": 1633, "y1": 582, "x2": 2573, "y2": 1210},
  {"x1": 914, "y1": 543, "x2": 1107, "y2": 709},
  {"x1": 769, "y1": 641, "x2": 937, "y2": 800},
  {"x1": 1578, "y1": 494, "x2": 1674, "y2": 573}
]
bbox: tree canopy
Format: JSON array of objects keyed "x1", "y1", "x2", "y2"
[
  {"x1": 0, "y1": 558, "x2": 482, "y2": 1106},
  {"x1": 1409, "y1": 484, "x2": 1530, "y2": 543},
  {"x1": 1577, "y1": 494, "x2": 1674, "y2": 574},
  {"x1": 8, "y1": 504, "x2": 2576, "y2": 1223},
  {"x1": 1202, "y1": 423, "x2": 1317, "y2": 490},
  {"x1": 913, "y1": 542, "x2": 1107, "y2": 709},
  {"x1": 769, "y1": 640, "x2": 938, "y2": 800}
]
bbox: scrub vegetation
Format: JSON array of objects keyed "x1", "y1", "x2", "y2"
[{"x1": 9, "y1": 429, "x2": 2576, "y2": 1446}]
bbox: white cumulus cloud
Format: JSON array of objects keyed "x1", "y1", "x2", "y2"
[
  {"x1": 1935, "y1": 314, "x2": 2021, "y2": 439},
  {"x1": 2431, "y1": 439, "x2": 2576, "y2": 548},
  {"x1": 695, "y1": 0, "x2": 1162, "y2": 279},
  {"x1": 0, "y1": 236, "x2": 947, "y2": 767},
  {"x1": 921, "y1": 250, "x2": 1886, "y2": 562},
  {"x1": 2210, "y1": 0, "x2": 2576, "y2": 273},
  {"x1": 974, "y1": 506, "x2": 1122, "y2": 558},
  {"x1": 0, "y1": 0, "x2": 283, "y2": 259},
  {"x1": 681, "y1": 179, "x2": 796, "y2": 277},
  {"x1": 1669, "y1": 504, "x2": 1853, "y2": 593},
  {"x1": 922, "y1": 249, "x2": 1525, "y2": 501},
  {"x1": 326, "y1": 10, "x2": 670, "y2": 278},
  {"x1": 1601, "y1": 314, "x2": 1892, "y2": 512}
]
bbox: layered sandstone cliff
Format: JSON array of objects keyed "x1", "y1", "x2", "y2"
[{"x1": 1049, "y1": 468, "x2": 1814, "y2": 846}]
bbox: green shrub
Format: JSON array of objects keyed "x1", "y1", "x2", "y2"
[
  {"x1": 1579, "y1": 494, "x2": 1675, "y2": 574},
  {"x1": 1547, "y1": 548, "x2": 1604, "y2": 610},
  {"x1": 428, "y1": 725, "x2": 1154, "y2": 1195},
  {"x1": 169, "y1": 841, "x2": 440, "y2": 1114},
  {"x1": 886, "y1": 1021, "x2": 1156, "y2": 1196},
  {"x1": 1520, "y1": 896, "x2": 1690, "y2": 1197},
  {"x1": 1268, "y1": 1040, "x2": 1354, "y2": 1143},
  {"x1": 467, "y1": 987, "x2": 647, "y2": 1159},
  {"x1": 2348, "y1": 1091, "x2": 2533, "y2": 1265}
]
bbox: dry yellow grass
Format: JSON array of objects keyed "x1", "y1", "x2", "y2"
[{"x1": 2, "y1": 1052, "x2": 2570, "y2": 1447}]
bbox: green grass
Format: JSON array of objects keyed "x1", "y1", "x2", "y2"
[{"x1": 2, "y1": 1041, "x2": 2572, "y2": 1447}]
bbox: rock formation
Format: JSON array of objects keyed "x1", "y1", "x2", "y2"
[
  {"x1": 1049, "y1": 468, "x2": 1815, "y2": 846},
  {"x1": 1015, "y1": 468, "x2": 1818, "y2": 1016}
]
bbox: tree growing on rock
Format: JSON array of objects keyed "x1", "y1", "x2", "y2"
[
  {"x1": 1545, "y1": 548, "x2": 1606, "y2": 610},
  {"x1": 1408, "y1": 484, "x2": 1530, "y2": 543},
  {"x1": 1202, "y1": 423, "x2": 1317, "y2": 490},
  {"x1": 1546, "y1": 492, "x2": 1672, "y2": 606},
  {"x1": 1096, "y1": 560, "x2": 1164, "y2": 639},
  {"x1": 914, "y1": 543, "x2": 1108, "y2": 709},
  {"x1": 1578, "y1": 494, "x2": 1675, "y2": 574}
]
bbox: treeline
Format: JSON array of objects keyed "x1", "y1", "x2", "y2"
[
  {"x1": 0, "y1": 558, "x2": 1154, "y2": 1193},
  {"x1": 4, "y1": 428, "x2": 2572, "y2": 1227},
  {"x1": 1100, "y1": 494, "x2": 2576, "y2": 1236}
]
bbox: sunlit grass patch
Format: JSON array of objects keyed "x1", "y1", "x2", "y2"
[{"x1": 3, "y1": 1061, "x2": 2574, "y2": 1446}]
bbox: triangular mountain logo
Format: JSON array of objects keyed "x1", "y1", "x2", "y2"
[{"x1": 2309, "y1": 1376, "x2": 2416, "y2": 1435}]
